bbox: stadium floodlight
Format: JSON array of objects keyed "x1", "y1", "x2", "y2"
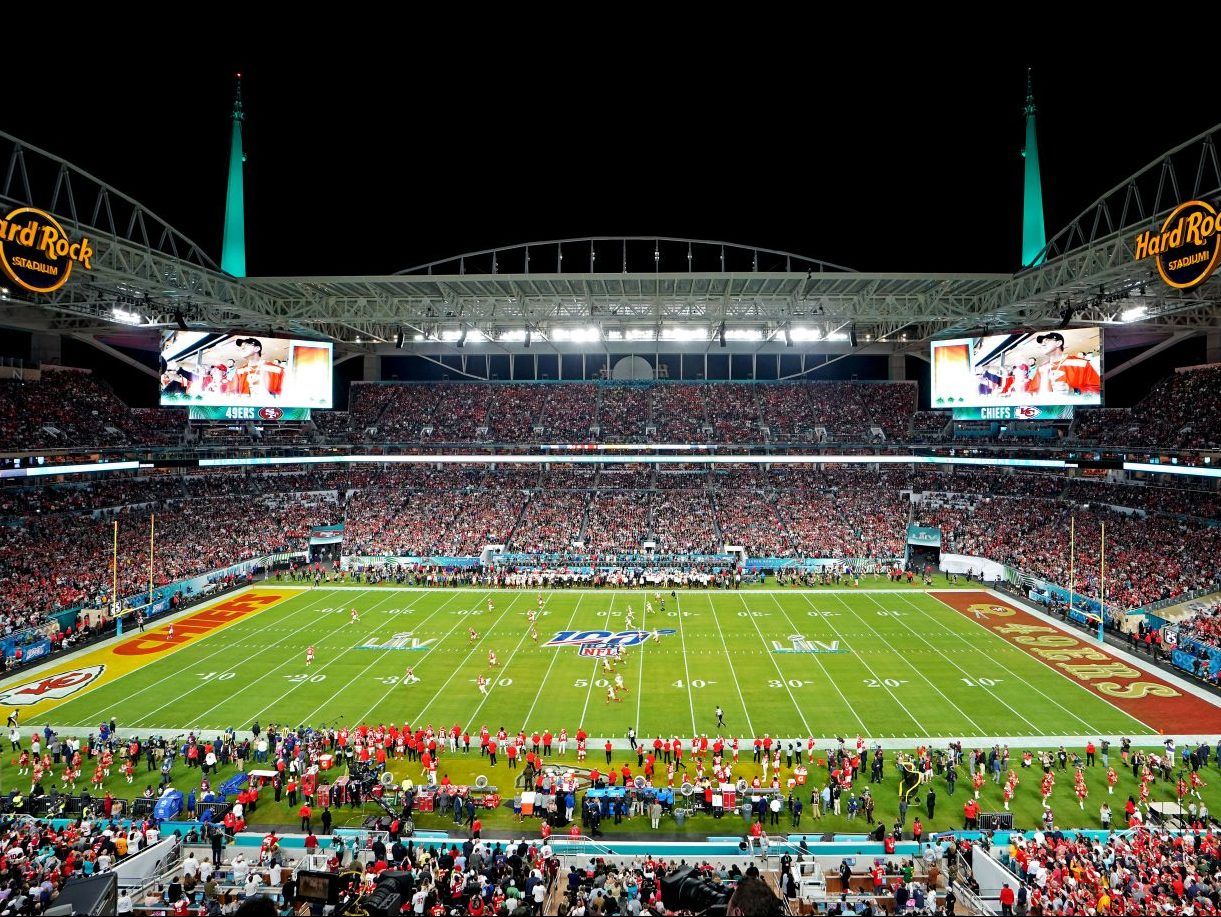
[
  {"x1": 790, "y1": 326, "x2": 821, "y2": 342},
  {"x1": 111, "y1": 307, "x2": 144, "y2": 325},
  {"x1": 1121, "y1": 306, "x2": 1147, "y2": 323}
]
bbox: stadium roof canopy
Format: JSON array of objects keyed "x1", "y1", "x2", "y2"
[{"x1": 0, "y1": 124, "x2": 1218, "y2": 361}]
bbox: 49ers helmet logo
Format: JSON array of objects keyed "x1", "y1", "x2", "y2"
[
  {"x1": 258, "y1": 406, "x2": 283, "y2": 421},
  {"x1": 0, "y1": 665, "x2": 105, "y2": 706}
]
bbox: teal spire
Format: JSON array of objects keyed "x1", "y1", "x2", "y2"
[
  {"x1": 1020, "y1": 68, "x2": 1046, "y2": 267},
  {"x1": 221, "y1": 73, "x2": 246, "y2": 277}
]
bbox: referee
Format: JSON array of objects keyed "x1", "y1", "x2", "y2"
[{"x1": 716, "y1": 706, "x2": 725, "y2": 728}]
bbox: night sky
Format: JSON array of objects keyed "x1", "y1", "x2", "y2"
[{"x1": 7, "y1": 32, "x2": 1212, "y2": 279}]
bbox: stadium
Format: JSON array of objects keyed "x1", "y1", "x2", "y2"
[{"x1": 0, "y1": 57, "x2": 1219, "y2": 917}]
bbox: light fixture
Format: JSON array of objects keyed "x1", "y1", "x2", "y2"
[{"x1": 1121, "y1": 306, "x2": 1147, "y2": 323}]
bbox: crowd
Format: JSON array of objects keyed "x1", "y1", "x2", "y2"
[
  {"x1": 993, "y1": 825, "x2": 1221, "y2": 915},
  {"x1": 4, "y1": 365, "x2": 1220, "y2": 455},
  {"x1": 0, "y1": 496, "x2": 336, "y2": 623},
  {"x1": 937, "y1": 496, "x2": 1221, "y2": 608}
]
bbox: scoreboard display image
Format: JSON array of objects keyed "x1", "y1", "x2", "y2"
[
  {"x1": 931, "y1": 328, "x2": 1102, "y2": 409},
  {"x1": 159, "y1": 331, "x2": 333, "y2": 409}
]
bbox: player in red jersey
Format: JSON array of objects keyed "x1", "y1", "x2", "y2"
[{"x1": 349, "y1": 607, "x2": 360, "y2": 624}]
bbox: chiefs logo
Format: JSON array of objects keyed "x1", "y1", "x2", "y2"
[
  {"x1": 1014, "y1": 406, "x2": 1040, "y2": 419},
  {"x1": 258, "y1": 406, "x2": 283, "y2": 421},
  {"x1": 0, "y1": 665, "x2": 105, "y2": 706}
]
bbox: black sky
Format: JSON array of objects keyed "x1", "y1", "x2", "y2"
[{"x1": 8, "y1": 27, "x2": 1213, "y2": 279}]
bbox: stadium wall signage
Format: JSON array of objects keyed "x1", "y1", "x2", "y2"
[
  {"x1": 1134, "y1": 199, "x2": 1221, "y2": 290},
  {"x1": 0, "y1": 207, "x2": 94, "y2": 294}
]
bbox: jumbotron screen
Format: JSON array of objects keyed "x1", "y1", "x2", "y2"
[
  {"x1": 930, "y1": 328, "x2": 1102, "y2": 409},
  {"x1": 159, "y1": 331, "x2": 333, "y2": 409}
]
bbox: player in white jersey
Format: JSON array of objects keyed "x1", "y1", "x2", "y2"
[
  {"x1": 527, "y1": 610, "x2": 537, "y2": 626},
  {"x1": 477, "y1": 675, "x2": 488, "y2": 695},
  {"x1": 537, "y1": 592, "x2": 544, "y2": 609},
  {"x1": 165, "y1": 623, "x2": 174, "y2": 641},
  {"x1": 488, "y1": 650, "x2": 498, "y2": 668},
  {"x1": 605, "y1": 684, "x2": 619, "y2": 704},
  {"x1": 530, "y1": 626, "x2": 539, "y2": 643},
  {"x1": 486, "y1": 598, "x2": 494, "y2": 613},
  {"x1": 403, "y1": 666, "x2": 415, "y2": 685},
  {"x1": 614, "y1": 673, "x2": 628, "y2": 694},
  {"x1": 349, "y1": 607, "x2": 360, "y2": 624},
  {"x1": 306, "y1": 645, "x2": 315, "y2": 666},
  {"x1": 624, "y1": 604, "x2": 634, "y2": 629},
  {"x1": 645, "y1": 600, "x2": 654, "y2": 616},
  {"x1": 469, "y1": 628, "x2": 479, "y2": 644}
]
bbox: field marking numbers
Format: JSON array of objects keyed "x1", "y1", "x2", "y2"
[
  {"x1": 735, "y1": 592, "x2": 813, "y2": 736},
  {"x1": 821, "y1": 591, "x2": 998, "y2": 735},
  {"x1": 671, "y1": 593, "x2": 699, "y2": 735},
  {"x1": 780, "y1": 591, "x2": 922, "y2": 734},
  {"x1": 705, "y1": 592, "x2": 754, "y2": 736},
  {"x1": 519, "y1": 594, "x2": 586, "y2": 731},
  {"x1": 350, "y1": 588, "x2": 505, "y2": 725},
  {"x1": 405, "y1": 592, "x2": 529, "y2": 725},
  {"x1": 58, "y1": 588, "x2": 344, "y2": 728},
  {"x1": 906, "y1": 592, "x2": 1145, "y2": 735},
  {"x1": 123, "y1": 589, "x2": 379, "y2": 729},
  {"x1": 211, "y1": 588, "x2": 421, "y2": 727}
]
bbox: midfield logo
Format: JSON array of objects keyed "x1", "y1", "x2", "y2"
[
  {"x1": 771, "y1": 634, "x2": 848, "y2": 655},
  {"x1": 359, "y1": 632, "x2": 436, "y2": 651},
  {"x1": 0, "y1": 665, "x2": 106, "y2": 706},
  {"x1": 544, "y1": 629, "x2": 676, "y2": 658}
]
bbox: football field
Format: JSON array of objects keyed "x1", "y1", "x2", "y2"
[{"x1": 9, "y1": 585, "x2": 1217, "y2": 743}]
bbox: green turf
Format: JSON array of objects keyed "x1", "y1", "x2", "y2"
[{"x1": 25, "y1": 586, "x2": 1151, "y2": 740}]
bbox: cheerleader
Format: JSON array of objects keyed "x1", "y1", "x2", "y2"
[
  {"x1": 17, "y1": 750, "x2": 29, "y2": 775},
  {"x1": 972, "y1": 771, "x2": 985, "y2": 800},
  {"x1": 124, "y1": 760, "x2": 135, "y2": 784},
  {"x1": 1106, "y1": 767, "x2": 1118, "y2": 795}
]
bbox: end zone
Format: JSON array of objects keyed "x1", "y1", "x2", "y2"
[
  {"x1": 0, "y1": 587, "x2": 302, "y2": 721},
  {"x1": 933, "y1": 590, "x2": 1221, "y2": 735}
]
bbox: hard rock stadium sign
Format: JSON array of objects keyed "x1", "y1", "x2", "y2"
[
  {"x1": 0, "y1": 207, "x2": 93, "y2": 294},
  {"x1": 1134, "y1": 199, "x2": 1221, "y2": 290}
]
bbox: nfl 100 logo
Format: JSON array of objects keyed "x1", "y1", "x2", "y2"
[{"x1": 544, "y1": 629, "x2": 675, "y2": 657}]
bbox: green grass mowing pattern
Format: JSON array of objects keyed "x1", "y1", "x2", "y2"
[{"x1": 27, "y1": 587, "x2": 1153, "y2": 739}]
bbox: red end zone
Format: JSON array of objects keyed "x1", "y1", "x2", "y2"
[{"x1": 933, "y1": 591, "x2": 1221, "y2": 735}]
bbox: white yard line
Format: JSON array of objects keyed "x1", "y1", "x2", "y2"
[
  {"x1": 520, "y1": 595, "x2": 588, "y2": 731},
  {"x1": 186, "y1": 589, "x2": 406, "y2": 729},
  {"x1": 786, "y1": 590, "x2": 927, "y2": 737},
  {"x1": 705, "y1": 593, "x2": 754, "y2": 736},
  {"x1": 671, "y1": 593, "x2": 699, "y2": 735},
  {"x1": 463, "y1": 597, "x2": 555, "y2": 727},
  {"x1": 56, "y1": 587, "x2": 338, "y2": 728},
  {"x1": 731, "y1": 592, "x2": 813, "y2": 736},
  {"x1": 760, "y1": 591, "x2": 871, "y2": 736},
  {"x1": 633, "y1": 596, "x2": 648, "y2": 734},
  {"x1": 406, "y1": 593, "x2": 529, "y2": 723},
  {"x1": 293, "y1": 589, "x2": 474, "y2": 726},
  {"x1": 578, "y1": 593, "x2": 618, "y2": 729},
  {"x1": 909, "y1": 591, "x2": 1131, "y2": 735},
  {"x1": 125, "y1": 590, "x2": 377, "y2": 729},
  {"x1": 856, "y1": 591, "x2": 1045, "y2": 733},
  {"x1": 820, "y1": 592, "x2": 991, "y2": 735}
]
